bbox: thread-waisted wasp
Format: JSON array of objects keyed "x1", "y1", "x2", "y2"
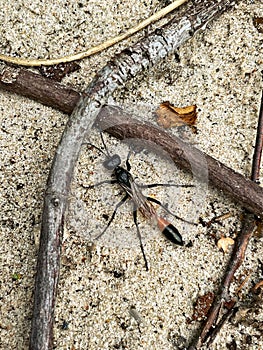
[{"x1": 85, "y1": 131, "x2": 194, "y2": 271}]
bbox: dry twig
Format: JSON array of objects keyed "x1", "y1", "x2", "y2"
[
  {"x1": 1, "y1": 67, "x2": 262, "y2": 217},
  {"x1": 187, "y1": 90, "x2": 263, "y2": 349},
  {"x1": 252, "y1": 90, "x2": 263, "y2": 183},
  {"x1": 188, "y1": 213, "x2": 256, "y2": 349},
  {"x1": 96, "y1": 106, "x2": 263, "y2": 217}
]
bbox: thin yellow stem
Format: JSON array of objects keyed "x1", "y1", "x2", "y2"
[{"x1": 0, "y1": 0, "x2": 188, "y2": 66}]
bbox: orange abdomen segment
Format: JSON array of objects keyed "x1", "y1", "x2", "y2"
[{"x1": 157, "y1": 217, "x2": 183, "y2": 246}]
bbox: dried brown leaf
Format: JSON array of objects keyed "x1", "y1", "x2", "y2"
[
  {"x1": 156, "y1": 101, "x2": 197, "y2": 130},
  {"x1": 217, "y1": 237, "x2": 235, "y2": 253}
]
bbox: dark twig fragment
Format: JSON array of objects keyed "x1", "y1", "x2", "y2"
[
  {"x1": 251, "y1": 90, "x2": 263, "y2": 183},
  {"x1": 206, "y1": 305, "x2": 237, "y2": 346}
]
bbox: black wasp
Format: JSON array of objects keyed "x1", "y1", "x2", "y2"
[{"x1": 86, "y1": 132, "x2": 194, "y2": 271}]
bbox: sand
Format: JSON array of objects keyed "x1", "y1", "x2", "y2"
[{"x1": 0, "y1": 0, "x2": 262, "y2": 349}]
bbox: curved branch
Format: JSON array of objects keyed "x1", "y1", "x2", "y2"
[
  {"x1": 96, "y1": 106, "x2": 263, "y2": 217},
  {"x1": 0, "y1": 0, "x2": 188, "y2": 66},
  {"x1": 28, "y1": 1, "x2": 242, "y2": 349}
]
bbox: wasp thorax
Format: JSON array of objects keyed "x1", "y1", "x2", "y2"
[{"x1": 103, "y1": 154, "x2": 121, "y2": 170}]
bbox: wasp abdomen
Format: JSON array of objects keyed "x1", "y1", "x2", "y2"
[{"x1": 157, "y1": 217, "x2": 183, "y2": 246}]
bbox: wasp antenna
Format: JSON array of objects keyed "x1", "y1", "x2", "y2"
[
  {"x1": 157, "y1": 217, "x2": 183, "y2": 246},
  {"x1": 99, "y1": 130, "x2": 111, "y2": 158},
  {"x1": 87, "y1": 142, "x2": 107, "y2": 157},
  {"x1": 126, "y1": 149, "x2": 134, "y2": 171}
]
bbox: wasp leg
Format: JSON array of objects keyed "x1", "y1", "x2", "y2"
[
  {"x1": 146, "y1": 196, "x2": 196, "y2": 225},
  {"x1": 138, "y1": 183, "x2": 195, "y2": 189},
  {"x1": 133, "y1": 207, "x2": 149, "y2": 271},
  {"x1": 99, "y1": 130, "x2": 111, "y2": 157},
  {"x1": 85, "y1": 141, "x2": 106, "y2": 156},
  {"x1": 95, "y1": 194, "x2": 129, "y2": 240},
  {"x1": 126, "y1": 150, "x2": 133, "y2": 171},
  {"x1": 84, "y1": 179, "x2": 117, "y2": 189}
]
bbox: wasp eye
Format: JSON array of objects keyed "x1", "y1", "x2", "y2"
[{"x1": 103, "y1": 154, "x2": 121, "y2": 170}]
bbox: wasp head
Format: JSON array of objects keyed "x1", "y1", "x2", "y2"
[{"x1": 103, "y1": 154, "x2": 121, "y2": 170}]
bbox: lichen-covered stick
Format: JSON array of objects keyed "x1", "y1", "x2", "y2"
[{"x1": 29, "y1": 1, "x2": 241, "y2": 349}]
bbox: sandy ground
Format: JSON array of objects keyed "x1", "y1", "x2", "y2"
[{"x1": 0, "y1": 0, "x2": 263, "y2": 349}]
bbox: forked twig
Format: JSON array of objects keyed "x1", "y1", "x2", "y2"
[
  {"x1": 188, "y1": 213, "x2": 255, "y2": 349},
  {"x1": 188, "y1": 90, "x2": 263, "y2": 349}
]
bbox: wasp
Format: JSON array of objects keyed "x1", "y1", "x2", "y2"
[{"x1": 86, "y1": 132, "x2": 194, "y2": 270}]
